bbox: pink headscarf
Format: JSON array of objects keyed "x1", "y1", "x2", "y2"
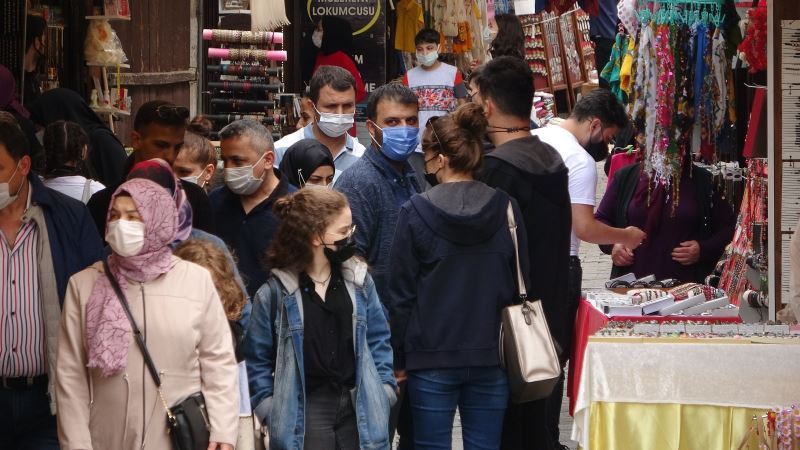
[
  {"x1": 127, "y1": 158, "x2": 193, "y2": 243},
  {"x1": 85, "y1": 178, "x2": 178, "y2": 377}
]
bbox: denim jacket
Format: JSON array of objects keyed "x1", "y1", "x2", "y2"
[{"x1": 243, "y1": 259, "x2": 397, "y2": 450}]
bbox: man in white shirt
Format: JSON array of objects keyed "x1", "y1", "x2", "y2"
[
  {"x1": 273, "y1": 66, "x2": 365, "y2": 180},
  {"x1": 531, "y1": 88, "x2": 645, "y2": 449}
]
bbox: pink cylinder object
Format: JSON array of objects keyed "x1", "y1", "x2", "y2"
[
  {"x1": 207, "y1": 48, "x2": 287, "y2": 61},
  {"x1": 202, "y1": 29, "x2": 284, "y2": 44}
]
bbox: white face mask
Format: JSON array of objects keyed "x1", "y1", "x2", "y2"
[
  {"x1": 0, "y1": 162, "x2": 23, "y2": 210},
  {"x1": 106, "y1": 219, "x2": 146, "y2": 257},
  {"x1": 180, "y1": 174, "x2": 207, "y2": 188},
  {"x1": 416, "y1": 47, "x2": 439, "y2": 67},
  {"x1": 312, "y1": 30, "x2": 323, "y2": 48},
  {"x1": 224, "y1": 153, "x2": 266, "y2": 195},
  {"x1": 314, "y1": 105, "x2": 354, "y2": 138},
  {"x1": 304, "y1": 182, "x2": 332, "y2": 190}
]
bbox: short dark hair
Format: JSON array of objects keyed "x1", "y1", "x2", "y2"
[
  {"x1": 570, "y1": 89, "x2": 630, "y2": 129},
  {"x1": 309, "y1": 66, "x2": 356, "y2": 104},
  {"x1": 477, "y1": 56, "x2": 533, "y2": 119},
  {"x1": 366, "y1": 83, "x2": 418, "y2": 121},
  {"x1": 133, "y1": 100, "x2": 190, "y2": 132},
  {"x1": 219, "y1": 119, "x2": 274, "y2": 156},
  {"x1": 0, "y1": 121, "x2": 29, "y2": 161},
  {"x1": 43, "y1": 121, "x2": 89, "y2": 178},
  {"x1": 414, "y1": 28, "x2": 440, "y2": 46},
  {"x1": 26, "y1": 15, "x2": 47, "y2": 50}
]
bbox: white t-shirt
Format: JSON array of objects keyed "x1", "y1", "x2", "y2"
[
  {"x1": 43, "y1": 176, "x2": 106, "y2": 203},
  {"x1": 531, "y1": 125, "x2": 597, "y2": 256}
]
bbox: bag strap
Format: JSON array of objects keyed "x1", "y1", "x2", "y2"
[
  {"x1": 102, "y1": 259, "x2": 176, "y2": 422},
  {"x1": 266, "y1": 276, "x2": 282, "y2": 364},
  {"x1": 506, "y1": 202, "x2": 528, "y2": 300}
]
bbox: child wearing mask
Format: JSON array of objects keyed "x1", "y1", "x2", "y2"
[{"x1": 402, "y1": 28, "x2": 468, "y2": 150}]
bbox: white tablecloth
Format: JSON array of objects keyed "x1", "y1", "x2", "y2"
[{"x1": 571, "y1": 340, "x2": 800, "y2": 449}]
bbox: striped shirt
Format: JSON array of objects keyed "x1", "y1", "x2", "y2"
[{"x1": 0, "y1": 189, "x2": 45, "y2": 377}]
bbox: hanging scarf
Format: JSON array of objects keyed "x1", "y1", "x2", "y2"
[
  {"x1": 85, "y1": 179, "x2": 178, "y2": 377},
  {"x1": 127, "y1": 159, "x2": 193, "y2": 244}
]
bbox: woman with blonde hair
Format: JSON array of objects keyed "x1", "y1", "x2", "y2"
[
  {"x1": 243, "y1": 187, "x2": 396, "y2": 450},
  {"x1": 174, "y1": 238, "x2": 255, "y2": 449}
]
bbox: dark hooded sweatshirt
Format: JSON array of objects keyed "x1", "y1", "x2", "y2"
[
  {"x1": 480, "y1": 136, "x2": 572, "y2": 353},
  {"x1": 386, "y1": 181, "x2": 530, "y2": 371}
]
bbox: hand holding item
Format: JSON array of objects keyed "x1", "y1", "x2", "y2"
[
  {"x1": 611, "y1": 244, "x2": 635, "y2": 266},
  {"x1": 394, "y1": 369, "x2": 407, "y2": 384},
  {"x1": 671, "y1": 240, "x2": 700, "y2": 265},
  {"x1": 623, "y1": 226, "x2": 647, "y2": 250}
]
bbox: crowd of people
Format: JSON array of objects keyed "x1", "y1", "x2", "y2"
[{"x1": 0, "y1": 22, "x2": 736, "y2": 450}]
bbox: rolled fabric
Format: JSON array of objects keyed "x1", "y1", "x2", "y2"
[
  {"x1": 206, "y1": 64, "x2": 281, "y2": 77},
  {"x1": 204, "y1": 114, "x2": 278, "y2": 125},
  {"x1": 210, "y1": 98, "x2": 276, "y2": 113},
  {"x1": 207, "y1": 48, "x2": 287, "y2": 62},
  {"x1": 202, "y1": 29, "x2": 284, "y2": 44},
  {"x1": 208, "y1": 81, "x2": 283, "y2": 93}
]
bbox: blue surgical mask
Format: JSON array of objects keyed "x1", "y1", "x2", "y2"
[{"x1": 369, "y1": 121, "x2": 419, "y2": 161}]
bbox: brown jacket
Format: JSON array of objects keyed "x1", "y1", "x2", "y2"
[{"x1": 56, "y1": 257, "x2": 239, "y2": 449}]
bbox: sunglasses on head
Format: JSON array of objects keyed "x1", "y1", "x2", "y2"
[{"x1": 156, "y1": 105, "x2": 190, "y2": 120}]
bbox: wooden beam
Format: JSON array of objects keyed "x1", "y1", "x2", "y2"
[{"x1": 119, "y1": 69, "x2": 197, "y2": 86}]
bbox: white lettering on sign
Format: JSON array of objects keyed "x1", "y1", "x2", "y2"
[
  {"x1": 365, "y1": 83, "x2": 376, "y2": 92},
  {"x1": 353, "y1": 54, "x2": 364, "y2": 64},
  {"x1": 311, "y1": 6, "x2": 376, "y2": 16}
]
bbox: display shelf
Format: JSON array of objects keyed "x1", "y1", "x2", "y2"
[
  {"x1": 85, "y1": 15, "x2": 131, "y2": 21},
  {"x1": 86, "y1": 62, "x2": 130, "y2": 68},
  {"x1": 91, "y1": 106, "x2": 131, "y2": 116}
]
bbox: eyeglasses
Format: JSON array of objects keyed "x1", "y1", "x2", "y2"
[
  {"x1": 156, "y1": 105, "x2": 190, "y2": 120},
  {"x1": 326, "y1": 224, "x2": 356, "y2": 239},
  {"x1": 427, "y1": 116, "x2": 445, "y2": 150}
]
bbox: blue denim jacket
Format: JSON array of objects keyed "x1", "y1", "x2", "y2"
[{"x1": 243, "y1": 259, "x2": 397, "y2": 450}]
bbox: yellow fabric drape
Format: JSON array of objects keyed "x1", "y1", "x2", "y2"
[{"x1": 586, "y1": 402, "x2": 765, "y2": 450}]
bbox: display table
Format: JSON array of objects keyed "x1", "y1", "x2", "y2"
[
  {"x1": 571, "y1": 339, "x2": 800, "y2": 450},
  {"x1": 567, "y1": 298, "x2": 741, "y2": 415}
]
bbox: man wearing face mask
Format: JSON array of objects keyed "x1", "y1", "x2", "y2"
[
  {"x1": 273, "y1": 66, "x2": 366, "y2": 181},
  {"x1": 530, "y1": 87, "x2": 645, "y2": 449},
  {"x1": 86, "y1": 100, "x2": 214, "y2": 237},
  {"x1": 22, "y1": 15, "x2": 48, "y2": 109},
  {"x1": 402, "y1": 28, "x2": 468, "y2": 151},
  {"x1": 0, "y1": 121, "x2": 104, "y2": 449},
  {"x1": 334, "y1": 81, "x2": 421, "y2": 450},
  {"x1": 210, "y1": 119, "x2": 294, "y2": 298}
]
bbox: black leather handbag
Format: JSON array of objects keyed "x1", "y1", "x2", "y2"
[{"x1": 103, "y1": 260, "x2": 210, "y2": 450}]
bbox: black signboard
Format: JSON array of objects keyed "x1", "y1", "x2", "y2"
[{"x1": 303, "y1": 0, "x2": 386, "y2": 94}]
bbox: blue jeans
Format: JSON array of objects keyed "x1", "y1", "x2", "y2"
[
  {"x1": 408, "y1": 366, "x2": 509, "y2": 450},
  {"x1": 0, "y1": 384, "x2": 59, "y2": 449}
]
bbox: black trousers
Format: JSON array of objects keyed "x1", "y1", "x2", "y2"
[
  {"x1": 546, "y1": 256, "x2": 582, "y2": 445},
  {"x1": 0, "y1": 381, "x2": 59, "y2": 450}
]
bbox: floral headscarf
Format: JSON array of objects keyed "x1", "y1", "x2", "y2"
[{"x1": 85, "y1": 178, "x2": 178, "y2": 376}]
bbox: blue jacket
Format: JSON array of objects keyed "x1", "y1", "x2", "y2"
[
  {"x1": 30, "y1": 174, "x2": 105, "y2": 304},
  {"x1": 335, "y1": 147, "x2": 421, "y2": 303},
  {"x1": 243, "y1": 259, "x2": 397, "y2": 450},
  {"x1": 386, "y1": 182, "x2": 530, "y2": 371}
]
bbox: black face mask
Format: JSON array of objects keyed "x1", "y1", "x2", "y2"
[
  {"x1": 424, "y1": 170, "x2": 440, "y2": 187},
  {"x1": 585, "y1": 141, "x2": 610, "y2": 162},
  {"x1": 323, "y1": 234, "x2": 357, "y2": 264}
]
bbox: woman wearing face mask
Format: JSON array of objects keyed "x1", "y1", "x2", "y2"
[
  {"x1": 173, "y1": 123, "x2": 218, "y2": 191},
  {"x1": 243, "y1": 188, "x2": 396, "y2": 450},
  {"x1": 279, "y1": 139, "x2": 335, "y2": 189},
  {"x1": 56, "y1": 178, "x2": 239, "y2": 450},
  {"x1": 312, "y1": 17, "x2": 367, "y2": 104},
  {"x1": 42, "y1": 120, "x2": 106, "y2": 202},
  {"x1": 386, "y1": 103, "x2": 530, "y2": 449}
]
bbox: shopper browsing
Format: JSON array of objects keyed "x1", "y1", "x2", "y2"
[
  {"x1": 387, "y1": 103, "x2": 530, "y2": 449},
  {"x1": 173, "y1": 124, "x2": 218, "y2": 192},
  {"x1": 243, "y1": 188, "x2": 396, "y2": 450},
  {"x1": 403, "y1": 28, "x2": 468, "y2": 148},
  {"x1": 41, "y1": 120, "x2": 105, "y2": 202},
  {"x1": 477, "y1": 56, "x2": 572, "y2": 449},
  {"x1": 530, "y1": 87, "x2": 645, "y2": 448},
  {"x1": 273, "y1": 66, "x2": 366, "y2": 178}
]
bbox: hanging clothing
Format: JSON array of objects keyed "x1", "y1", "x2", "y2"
[{"x1": 395, "y1": 0, "x2": 424, "y2": 52}]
